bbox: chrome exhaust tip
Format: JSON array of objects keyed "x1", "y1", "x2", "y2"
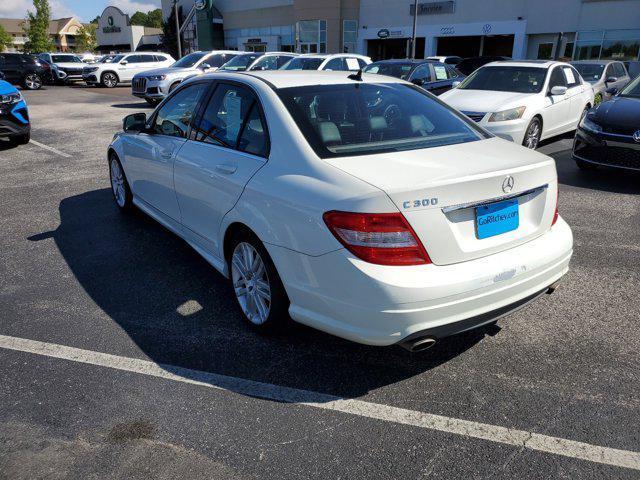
[
  {"x1": 547, "y1": 280, "x2": 562, "y2": 294},
  {"x1": 400, "y1": 336, "x2": 436, "y2": 353}
]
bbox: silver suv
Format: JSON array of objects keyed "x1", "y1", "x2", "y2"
[
  {"x1": 132, "y1": 51, "x2": 237, "y2": 105},
  {"x1": 571, "y1": 60, "x2": 630, "y2": 104}
]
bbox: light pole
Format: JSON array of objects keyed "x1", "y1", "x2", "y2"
[
  {"x1": 410, "y1": 0, "x2": 418, "y2": 59},
  {"x1": 174, "y1": 0, "x2": 182, "y2": 59}
]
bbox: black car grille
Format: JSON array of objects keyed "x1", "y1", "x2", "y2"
[
  {"x1": 132, "y1": 77, "x2": 147, "y2": 93},
  {"x1": 60, "y1": 67, "x2": 83, "y2": 75},
  {"x1": 577, "y1": 145, "x2": 640, "y2": 170},
  {"x1": 461, "y1": 111, "x2": 486, "y2": 122}
]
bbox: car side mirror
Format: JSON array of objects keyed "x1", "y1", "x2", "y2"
[
  {"x1": 123, "y1": 113, "x2": 147, "y2": 132},
  {"x1": 451, "y1": 80, "x2": 461, "y2": 88},
  {"x1": 605, "y1": 76, "x2": 617, "y2": 84},
  {"x1": 160, "y1": 120, "x2": 179, "y2": 136},
  {"x1": 199, "y1": 62, "x2": 211, "y2": 70},
  {"x1": 605, "y1": 87, "x2": 619, "y2": 96},
  {"x1": 549, "y1": 85, "x2": 567, "y2": 96},
  {"x1": 411, "y1": 78, "x2": 426, "y2": 86},
  {"x1": 120, "y1": 60, "x2": 128, "y2": 65}
]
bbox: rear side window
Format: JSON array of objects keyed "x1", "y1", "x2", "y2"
[
  {"x1": 276, "y1": 56, "x2": 293, "y2": 68},
  {"x1": 277, "y1": 83, "x2": 486, "y2": 158},
  {"x1": 139, "y1": 55, "x2": 155, "y2": 63},
  {"x1": 154, "y1": 55, "x2": 168, "y2": 62},
  {"x1": 193, "y1": 83, "x2": 269, "y2": 157},
  {"x1": 433, "y1": 64, "x2": 448, "y2": 81},
  {"x1": 153, "y1": 83, "x2": 209, "y2": 138}
]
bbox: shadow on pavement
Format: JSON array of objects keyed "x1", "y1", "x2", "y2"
[
  {"x1": 28, "y1": 189, "x2": 496, "y2": 401},
  {"x1": 111, "y1": 102, "x2": 154, "y2": 109}
]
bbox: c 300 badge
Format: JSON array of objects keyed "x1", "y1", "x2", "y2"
[{"x1": 403, "y1": 197, "x2": 438, "y2": 209}]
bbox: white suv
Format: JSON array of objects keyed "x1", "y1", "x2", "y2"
[{"x1": 83, "y1": 52, "x2": 175, "y2": 88}]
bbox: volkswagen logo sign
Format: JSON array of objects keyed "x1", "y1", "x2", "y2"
[
  {"x1": 502, "y1": 176, "x2": 515, "y2": 193},
  {"x1": 482, "y1": 24, "x2": 492, "y2": 34},
  {"x1": 633, "y1": 130, "x2": 640, "y2": 143}
]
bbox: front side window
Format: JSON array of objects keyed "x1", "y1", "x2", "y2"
[
  {"x1": 249, "y1": 55, "x2": 278, "y2": 71},
  {"x1": 281, "y1": 57, "x2": 323, "y2": 70},
  {"x1": 203, "y1": 54, "x2": 233, "y2": 68},
  {"x1": 153, "y1": 83, "x2": 209, "y2": 138},
  {"x1": 364, "y1": 63, "x2": 414, "y2": 80},
  {"x1": 324, "y1": 58, "x2": 344, "y2": 71},
  {"x1": 218, "y1": 54, "x2": 261, "y2": 71},
  {"x1": 459, "y1": 66, "x2": 547, "y2": 93},
  {"x1": 562, "y1": 66, "x2": 580, "y2": 87},
  {"x1": 620, "y1": 75, "x2": 640, "y2": 98},
  {"x1": 573, "y1": 63, "x2": 605, "y2": 82},
  {"x1": 411, "y1": 64, "x2": 431, "y2": 82},
  {"x1": 548, "y1": 67, "x2": 567, "y2": 89},
  {"x1": 172, "y1": 52, "x2": 207, "y2": 68},
  {"x1": 125, "y1": 55, "x2": 142, "y2": 64},
  {"x1": 194, "y1": 83, "x2": 268, "y2": 156},
  {"x1": 277, "y1": 83, "x2": 487, "y2": 158}
]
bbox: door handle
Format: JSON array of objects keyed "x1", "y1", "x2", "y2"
[
  {"x1": 159, "y1": 149, "x2": 173, "y2": 159},
  {"x1": 215, "y1": 163, "x2": 237, "y2": 174}
]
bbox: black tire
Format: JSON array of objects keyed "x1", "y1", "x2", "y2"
[
  {"x1": 168, "y1": 82, "x2": 180, "y2": 93},
  {"x1": 574, "y1": 157, "x2": 598, "y2": 171},
  {"x1": 16, "y1": 131, "x2": 30, "y2": 145},
  {"x1": 522, "y1": 117, "x2": 542, "y2": 149},
  {"x1": 108, "y1": 154, "x2": 133, "y2": 211},
  {"x1": 23, "y1": 73, "x2": 42, "y2": 90},
  {"x1": 101, "y1": 72, "x2": 118, "y2": 88},
  {"x1": 145, "y1": 98, "x2": 160, "y2": 106},
  {"x1": 227, "y1": 230, "x2": 290, "y2": 332}
]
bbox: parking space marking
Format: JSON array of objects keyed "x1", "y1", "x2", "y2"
[
  {"x1": 29, "y1": 140, "x2": 72, "y2": 158},
  {"x1": 1, "y1": 333, "x2": 639, "y2": 471}
]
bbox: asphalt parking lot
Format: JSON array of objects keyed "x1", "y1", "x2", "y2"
[{"x1": 0, "y1": 84, "x2": 639, "y2": 479}]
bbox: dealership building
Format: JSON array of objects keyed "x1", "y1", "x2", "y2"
[
  {"x1": 160, "y1": 0, "x2": 639, "y2": 61},
  {"x1": 96, "y1": 6, "x2": 162, "y2": 53}
]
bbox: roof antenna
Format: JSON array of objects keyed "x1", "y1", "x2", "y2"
[{"x1": 348, "y1": 68, "x2": 363, "y2": 81}]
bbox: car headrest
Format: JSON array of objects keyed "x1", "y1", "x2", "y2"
[
  {"x1": 317, "y1": 122, "x2": 341, "y2": 145},
  {"x1": 369, "y1": 116, "x2": 388, "y2": 131},
  {"x1": 410, "y1": 114, "x2": 435, "y2": 135}
]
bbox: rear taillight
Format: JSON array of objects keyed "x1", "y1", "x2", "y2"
[
  {"x1": 552, "y1": 186, "x2": 559, "y2": 226},
  {"x1": 323, "y1": 211, "x2": 431, "y2": 266}
]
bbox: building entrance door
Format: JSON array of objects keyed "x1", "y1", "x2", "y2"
[
  {"x1": 367, "y1": 37, "x2": 425, "y2": 61},
  {"x1": 436, "y1": 34, "x2": 514, "y2": 58}
]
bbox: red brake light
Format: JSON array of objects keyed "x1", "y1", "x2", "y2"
[
  {"x1": 552, "y1": 185, "x2": 559, "y2": 226},
  {"x1": 323, "y1": 211, "x2": 431, "y2": 266}
]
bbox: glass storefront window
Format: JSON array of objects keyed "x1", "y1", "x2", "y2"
[
  {"x1": 574, "y1": 30, "x2": 640, "y2": 61},
  {"x1": 343, "y1": 20, "x2": 358, "y2": 53},
  {"x1": 537, "y1": 43, "x2": 553, "y2": 59},
  {"x1": 297, "y1": 20, "x2": 326, "y2": 54}
]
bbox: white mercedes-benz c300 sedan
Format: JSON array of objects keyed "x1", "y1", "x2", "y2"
[{"x1": 107, "y1": 71, "x2": 573, "y2": 352}]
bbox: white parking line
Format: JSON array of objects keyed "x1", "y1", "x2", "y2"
[
  {"x1": 29, "y1": 140, "x2": 71, "y2": 158},
  {"x1": 0, "y1": 333, "x2": 638, "y2": 471}
]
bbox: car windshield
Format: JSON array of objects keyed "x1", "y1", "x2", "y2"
[
  {"x1": 363, "y1": 63, "x2": 414, "y2": 80},
  {"x1": 281, "y1": 57, "x2": 324, "y2": 70},
  {"x1": 458, "y1": 66, "x2": 546, "y2": 93},
  {"x1": 620, "y1": 75, "x2": 640, "y2": 98},
  {"x1": 52, "y1": 55, "x2": 81, "y2": 63},
  {"x1": 171, "y1": 52, "x2": 207, "y2": 68},
  {"x1": 277, "y1": 83, "x2": 487, "y2": 158},
  {"x1": 218, "y1": 54, "x2": 261, "y2": 71},
  {"x1": 573, "y1": 63, "x2": 605, "y2": 82}
]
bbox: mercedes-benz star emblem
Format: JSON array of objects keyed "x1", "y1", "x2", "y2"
[
  {"x1": 633, "y1": 130, "x2": 640, "y2": 143},
  {"x1": 502, "y1": 175, "x2": 515, "y2": 193}
]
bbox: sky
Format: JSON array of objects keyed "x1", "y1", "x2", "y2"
[{"x1": 0, "y1": 0, "x2": 162, "y2": 22}]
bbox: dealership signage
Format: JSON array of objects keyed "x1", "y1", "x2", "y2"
[
  {"x1": 102, "y1": 16, "x2": 121, "y2": 33},
  {"x1": 410, "y1": 1, "x2": 455, "y2": 15},
  {"x1": 377, "y1": 28, "x2": 405, "y2": 39}
]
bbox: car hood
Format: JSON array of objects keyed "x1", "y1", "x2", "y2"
[
  {"x1": 55, "y1": 62, "x2": 87, "y2": 69},
  {"x1": 135, "y1": 67, "x2": 194, "y2": 78},
  {"x1": 0, "y1": 80, "x2": 18, "y2": 95},
  {"x1": 592, "y1": 95, "x2": 640, "y2": 133},
  {"x1": 439, "y1": 89, "x2": 534, "y2": 113}
]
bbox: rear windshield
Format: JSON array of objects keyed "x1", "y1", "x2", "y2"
[
  {"x1": 572, "y1": 63, "x2": 605, "y2": 82},
  {"x1": 281, "y1": 57, "x2": 324, "y2": 70},
  {"x1": 277, "y1": 83, "x2": 487, "y2": 158},
  {"x1": 363, "y1": 63, "x2": 414, "y2": 80},
  {"x1": 458, "y1": 66, "x2": 547, "y2": 93}
]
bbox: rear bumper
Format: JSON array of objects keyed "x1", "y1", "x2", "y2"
[{"x1": 267, "y1": 218, "x2": 573, "y2": 346}]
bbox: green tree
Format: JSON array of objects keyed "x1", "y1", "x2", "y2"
[
  {"x1": 90, "y1": 15, "x2": 100, "y2": 25},
  {"x1": 145, "y1": 9, "x2": 163, "y2": 29},
  {"x1": 23, "y1": 0, "x2": 54, "y2": 53},
  {"x1": 75, "y1": 23, "x2": 97, "y2": 52},
  {"x1": 161, "y1": 3, "x2": 181, "y2": 59},
  {"x1": 130, "y1": 11, "x2": 148, "y2": 26},
  {"x1": 0, "y1": 24, "x2": 12, "y2": 52}
]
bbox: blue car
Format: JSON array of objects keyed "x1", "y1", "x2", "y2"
[
  {"x1": 0, "y1": 75, "x2": 30, "y2": 145},
  {"x1": 363, "y1": 59, "x2": 464, "y2": 96}
]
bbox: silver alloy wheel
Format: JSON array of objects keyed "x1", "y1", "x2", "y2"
[
  {"x1": 25, "y1": 74, "x2": 41, "y2": 89},
  {"x1": 103, "y1": 73, "x2": 117, "y2": 88},
  {"x1": 110, "y1": 158, "x2": 126, "y2": 207},
  {"x1": 231, "y1": 242, "x2": 271, "y2": 325},
  {"x1": 524, "y1": 121, "x2": 541, "y2": 149}
]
